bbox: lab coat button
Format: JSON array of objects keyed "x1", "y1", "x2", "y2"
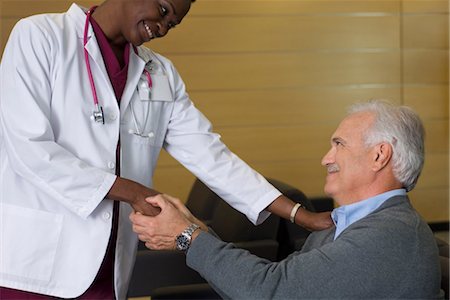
[
  {"x1": 103, "y1": 212, "x2": 111, "y2": 220},
  {"x1": 107, "y1": 162, "x2": 115, "y2": 169},
  {"x1": 109, "y1": 114, "x2": 117, "y2": 121}
]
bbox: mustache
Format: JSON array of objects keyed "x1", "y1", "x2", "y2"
[{"x1": 326, "y1": 164, "x2": 340, "y2": 173}]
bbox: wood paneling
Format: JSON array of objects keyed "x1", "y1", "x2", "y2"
[
  {"x1": 190, "y1": 1, "x2": 401, "y2": 15},
  {"x1": 403, "y1": 50, "x2": 449, "y2": 84},
  {"x1": 404, "y1": 85, "x2": 449, "y2": 119},
  {"x1": 170, "y1": 51, "x2": 402, "y2": 91},
  {"x1": 409, "y1": 187, "x2": 450, "y2": 222},
  {"x1": 190, "y1": 87, "x2": 402, "y2": 128},
  {"x1": 403, "y1": 14, "x2": 449, "y2": 49},
  {"x1": 149, "y1": 15, "x2": 400, "y2": 54},
  {"x1": 402, "y1": 0, "x2": 449, "y2": 13}
]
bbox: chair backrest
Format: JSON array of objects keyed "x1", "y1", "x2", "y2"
[
  {"x1": 185, "y1": 177, "x2": 317, "y2": 259},
  {"x1": 185, "y1": 179, "x2": 222, "y2": 222},
  {"x1": 265, "y1": 178, "x2": 315, "y2": 259},
  {"x1": 209, "y1": 199, "x2": 280, "y2": 242}
]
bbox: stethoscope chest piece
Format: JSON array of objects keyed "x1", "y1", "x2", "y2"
[{"x1": 91, "y1": 105, "x2": 105, "y2": 124}]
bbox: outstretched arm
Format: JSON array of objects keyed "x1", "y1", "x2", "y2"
[{"x1": 267, "y1": 195, "x2": 332, "y2": 231}]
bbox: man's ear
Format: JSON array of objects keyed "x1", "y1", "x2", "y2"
[{"x1": 372, "y1": 142, "x2": 393, "y2": 172}]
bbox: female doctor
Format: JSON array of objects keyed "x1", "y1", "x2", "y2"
[{"x1": 0, "y1": 0, "x2": 332, "y2": 299}]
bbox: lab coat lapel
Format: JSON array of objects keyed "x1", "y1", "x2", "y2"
[
  {"x1": 84, "y1": 34, "x2": 116, "y2": 104},
  {"x1": 120, "y1": 51, "x2": 145, "y2": 112}
]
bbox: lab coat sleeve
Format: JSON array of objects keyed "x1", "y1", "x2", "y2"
[
  {"x1": 0, "y1": 19, "x2": 116, "y2": 218},
  {"x1": 162, "y1": 61, "x2": 281, "y2": 225}
]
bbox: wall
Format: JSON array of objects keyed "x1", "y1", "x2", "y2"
[{"x1": 1, "y1": 0, "x2": 448, "y2": 222}]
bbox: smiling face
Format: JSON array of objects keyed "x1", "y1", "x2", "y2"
[
  {"x1": 104, "y1": 0, "x2": 191, "y2": 46},
  {"x1": 321, "y1": 112, "x2": 377, "y2": 205}
]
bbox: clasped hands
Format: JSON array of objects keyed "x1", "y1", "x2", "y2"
[
  {"x1": 129, "y1": 194, "x2": 333, "y2": 251},
  {"x1": 130, "y1": 194, "x2": 205, "y2": 250}
]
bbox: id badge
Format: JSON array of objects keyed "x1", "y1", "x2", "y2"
[{"x1": 138, "y1": 74, "x2": 173, "y2": 102}]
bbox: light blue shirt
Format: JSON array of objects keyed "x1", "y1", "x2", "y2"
[{"x1": 331, "y1": 189, "x2": 407, "y2": 240}]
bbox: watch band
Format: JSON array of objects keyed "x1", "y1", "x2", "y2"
[
  {"x1": 185, "y1": 223, "x2": 200, "y2": 235},
  {"x1": 176, "y1": 223, "x2": 200, "y2": 252}
]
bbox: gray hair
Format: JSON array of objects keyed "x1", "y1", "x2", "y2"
[{"x1": 348, "y1": 99, "x2": 425, "y2": 192}]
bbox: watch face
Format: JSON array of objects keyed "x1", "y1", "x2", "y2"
[{"x1": 176, "y1": 234, "x2": 190, "y2": 251}]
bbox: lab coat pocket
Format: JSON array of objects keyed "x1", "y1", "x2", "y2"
[
  {"x1": 0, "y1": 204, "x2": 63, "y2": 282},
  {"x1": 124, "y1": 92, "x2": 173, "y2": 147}
]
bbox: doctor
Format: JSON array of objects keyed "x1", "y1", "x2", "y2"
[{"x1": 0, "y1": 0, "x2": 331, "y2": 299}]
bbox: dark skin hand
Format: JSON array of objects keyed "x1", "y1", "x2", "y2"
[
  {"x1": 267, "y1": 195, "x2": 333, "y2": 231},
  {"x1": 107, "y1": 177, "x2": 161, "y2": 216}
]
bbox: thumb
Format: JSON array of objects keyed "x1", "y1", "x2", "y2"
[
  {"x1": 162, "y1": 194, "x2": 184, "y2": 209},
  {"x1": 145, "y1": 195, "x2": 167, "y2": 210}
]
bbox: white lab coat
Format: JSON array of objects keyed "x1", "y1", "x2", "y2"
[{"x1": 0, "y1": 3, "x2": 281, "y2": 299}]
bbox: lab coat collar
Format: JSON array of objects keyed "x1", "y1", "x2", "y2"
[
  {"x1": 68, "y1": 3, "x2": 90, "y2": 39},
  {"x1": 68, "y1": 3, "x2": 116, "y2": 103},
  {"x1": 68, "y1": 3, "x2": 149, "y2": 112}
]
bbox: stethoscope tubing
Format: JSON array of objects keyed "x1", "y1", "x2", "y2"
[
  {"x1": 84, "y1": 7, "x2": 103, "y2": 119},
  {"x1": 83, "y1": 6, "x2": 153, "y2": 134}
]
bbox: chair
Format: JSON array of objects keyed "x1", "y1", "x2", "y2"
[
  {"x1": 436, "y1": 237, "x2": 449, "y2": 299},
  {"x1": 128, "y1": 177, "x2": 314, "y2": 298}
]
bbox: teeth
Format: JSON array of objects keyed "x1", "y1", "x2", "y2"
[{"x1": 144, "y1": 22, "x2": 153, "y2": 39}]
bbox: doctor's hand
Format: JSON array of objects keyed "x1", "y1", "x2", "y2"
[
  {"x1": 267, "y1": 195, "x2": 333, "y2": 232},
  {"x1": 296, "y1": 209, "x2": 333, "y2": 232},
  {"x1": 130, "y1": 194, "x2": 206, "y2": 250},
  {"x1": 107, "y1": 177, "x2": 161, "y2": 216}
]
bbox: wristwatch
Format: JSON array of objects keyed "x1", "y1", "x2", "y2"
[{"x1": 175, "y1": 223, "x2": 200, "y2": 252}]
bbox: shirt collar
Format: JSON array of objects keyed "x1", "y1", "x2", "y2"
[{"x1": 331, "y1": 189, "x2": 406, "y2": 240}]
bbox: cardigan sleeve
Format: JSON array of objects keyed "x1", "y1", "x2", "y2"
[{"x1": 186, "y1": 212, "x2": 441, "y2": 299}]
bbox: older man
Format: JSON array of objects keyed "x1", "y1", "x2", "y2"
[{"x1": 130, "y1": 100, "x2": 442, "y2": 299}]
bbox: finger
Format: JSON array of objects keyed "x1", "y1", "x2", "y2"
[
  {"x1": 145, "y1": 194, "x2": 168, "y2": 210},
  {"x1": 130, "y1": 212, "x2": 156, "y2": 228},
  {"x1": 162, "y1": 194, "x2": 182, "y2": 206}
]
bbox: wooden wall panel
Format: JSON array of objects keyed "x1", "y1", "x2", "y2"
[
  {"x1": 189, "y1": 87, "x2": 402, "y2": 128},
  {"x1": 169, "y1": 52, "x2": 402, "y2": 90},
  {"x1": 190, "y1": 1, "x2": 401, "y2": 15},
  {"x1": 149, "y1": 16, "x2": 400, "y2": 53},
  {"x1": 403, "y1": 14, "x2": 449, "y2": 49},
  {"x1": 410, "y1": 188, "x2": 449, "y2": 221},
  {"x1": 1, "y1": 0, "x2": 448, "y2": 222},
  {"x1": 403, "y1": 50, "x2": 449, "y2": 83},
  {"x1": 404, "y1": 85, "x2": 449, "y2": 119}
]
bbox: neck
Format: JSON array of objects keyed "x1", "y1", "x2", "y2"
[{"x1": 90, "y1": 4, "x2": 127, "y2": 65}]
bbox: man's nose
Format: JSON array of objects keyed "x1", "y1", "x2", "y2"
[{"x1": 321, "y1": 148, "x2": 334, "y2": 166}]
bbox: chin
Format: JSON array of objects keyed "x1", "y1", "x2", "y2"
[{"x1": 323, "y1": 185, "x2": 335, "y2": 198}]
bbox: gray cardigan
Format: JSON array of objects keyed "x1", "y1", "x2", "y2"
[{"x1": 187, "y1": 196, "x2": 442, "y2": 299}]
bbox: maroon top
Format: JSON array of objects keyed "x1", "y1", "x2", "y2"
[{"x1": 0, "y1": 11, "x2": 130, "y2": 300}]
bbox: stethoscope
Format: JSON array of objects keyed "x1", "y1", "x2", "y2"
[{"x1": 84, "y1": 6, "x2": 153, "y2": 136}]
